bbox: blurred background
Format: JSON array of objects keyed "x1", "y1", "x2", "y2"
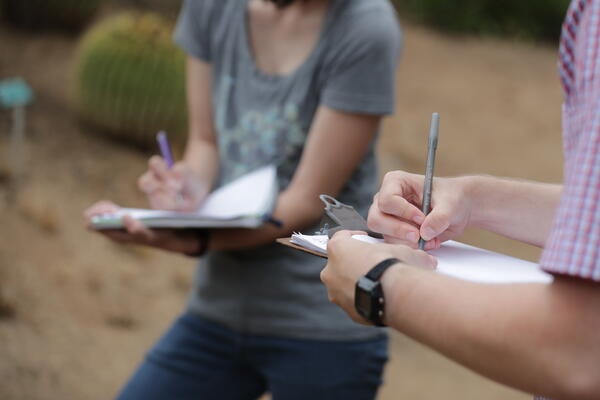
[{"x1": 0, "y1": 0, "x2": 567, "y2": 399}]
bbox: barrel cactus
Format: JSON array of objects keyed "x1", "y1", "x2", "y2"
[
  {"x1": 2, "y1": 0, "x2": 104, "y2": 32},
  {"x1": 120, "y1": 0, "x2": 183, "y2": 18},
  {"x1": 72, "y1": 13, "x2": 187, "y2": 149}
]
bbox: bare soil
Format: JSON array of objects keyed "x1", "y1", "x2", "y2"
[{"x1": 0, "y1": 15, "x2": 562, "y2": 400}]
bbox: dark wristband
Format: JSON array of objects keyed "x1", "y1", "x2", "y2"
[
  {"x1": 184, "y1": 230, "x2": 211, "y2": 257},
  {"x1": 366, "y1": 257, "x2": 401, "y2": 281},
  {"x1": 355, "y1": 257, "x2": 401, "y2": 326}
]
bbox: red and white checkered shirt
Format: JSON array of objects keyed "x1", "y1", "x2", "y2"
[
  {"x1": 536, "y1": 0, "x2": 600, "y2": 398},
  {"x1": 540, "y1": 0, "x2": 600, "y2": 281}
]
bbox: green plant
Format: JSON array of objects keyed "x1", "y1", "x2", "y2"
[
  {"x1": 2, "y1": 0, "x2": 104, "y2": 32},
  {"x1": 72, "y1": 13, "x2": 187, "y2": 149},
  {"x1": 396, "y1": 0, "x2": 570, "y2": 42},
  {"x1": 119, "y1": 0, "x2": 183, "y2": 18}
]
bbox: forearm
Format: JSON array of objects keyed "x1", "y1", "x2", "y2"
[
  {"x1": 182, "y1": 55, "x2": 219, "y2": 191},
  {"x1": 181, "y1": 132, "x2": 219, "y2": 191},
  {"x1": 382, "y1": 268, "x2": 600, "y2": 399},
  {"x1": 209, "y1": 185, "x2": 325, "y2": 251},
  {"x1": 465, "y1": 175, "x2": 562, "y2": 246}
]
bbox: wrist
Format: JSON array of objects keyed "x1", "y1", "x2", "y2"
[
  {"x1": 457, "y1": 175, "x2": 484, "y2": 229},
  {"x1": 355, "y1": 257, "x2": 402, "y2": 326},
  {"x1": 380, "y1": 263, "x2": 428, "y2": 329},
  {"x1": 380, "y1": 265, "x2": 405, "y2": 326},
  {"x1": 465, "y1": 175, "x2": 515, "y2": 231},
  {"x1": 183, "y1": 230, "x2": 211, "y2": 257},
  {"x1": 178, "y1": 160, "x2": 213, "y2": 199}
]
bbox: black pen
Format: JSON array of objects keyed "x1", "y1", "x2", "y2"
[{"x1": 418, "y1": 113, "x2": 440, "y2": 250}]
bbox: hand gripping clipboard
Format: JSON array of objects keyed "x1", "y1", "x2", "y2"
[{"x1": 318, "y1": 195, "x2": 383, "y2": 238}]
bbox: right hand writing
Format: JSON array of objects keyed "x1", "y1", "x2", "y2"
[
  {"x1": 367, "y1": 171, "x2": 473, "y2": 249},
  {"x1": 138, "y1": 156, "x2": 209, "y2": 211}
]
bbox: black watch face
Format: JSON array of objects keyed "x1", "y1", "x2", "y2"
[
  {"x1": 355, "y1": 286, "x2": 372, "y2": 318},
  {"x1": 355, "y1": 277, "x2": 378, "y2": 320}
]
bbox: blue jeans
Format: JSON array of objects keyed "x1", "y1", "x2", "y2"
[{"x1": 116, "y1": 313, "x2": 388, "y2": 400}]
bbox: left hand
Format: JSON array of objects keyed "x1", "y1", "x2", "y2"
[
  {"x1": 84, "y1": 201, "x2": 204, "y2": 254},
  {"x1": 320, "y1": 230, "x2": 437, "y2": 324}
]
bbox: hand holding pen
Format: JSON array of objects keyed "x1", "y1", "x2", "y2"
[
  {"x1": 84, "y1": 131, "x2": 210, "y2": 255},
  {"x1": 366, "y1": 113, "x2": 469, "y2": 250},
  {"x1": 138, "y1": 131, "x2": 208, "y2": 211}
]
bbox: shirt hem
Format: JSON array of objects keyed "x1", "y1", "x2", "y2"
[{"x1": 187, "y1": 306, "x2": 386, "y2": 342}]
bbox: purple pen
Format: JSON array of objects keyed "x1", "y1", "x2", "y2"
[{"x1": 156, "y1": 130, "x2": 174, "y2": 168}]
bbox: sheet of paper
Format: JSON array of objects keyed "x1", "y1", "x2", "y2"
[
  {"x1": 289, "y1": 234, "x2": 553, "y2": 284},
  {"x1": 194, "y1": 165, "x2": 276, "y2": 218},
  {"x1": 290, "y1": 234, "x2": 329, "y2": 254},
  {"x1": 429, "y1": 241, "x2": 552, "y2": 284}
]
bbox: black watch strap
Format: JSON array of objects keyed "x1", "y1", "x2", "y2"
[
  {"x1": 183, "y1": 230, "x2": 211, "y2": 257},
  {"x1": 366, "y1": 257, "x2": 401, "y2": 281},
  {"x1": 355, "y1": 257, "x2": 401, "y2": 327}
]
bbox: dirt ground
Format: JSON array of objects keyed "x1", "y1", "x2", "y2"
[{"x1": 0, "y1": 13, "x2": 563, "y2": 400}]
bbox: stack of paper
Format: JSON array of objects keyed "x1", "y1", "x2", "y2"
[{"x1": 91, "y1": 165, "x2": 278, "y2": 229}]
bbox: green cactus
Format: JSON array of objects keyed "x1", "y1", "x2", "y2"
[
  {"x1": 120, "y1": 0, "x2": 183, "y2": 18},
  {"x1": 2, "y1": 0, "x2": 104, "y2": 32},
  {"x1": 72, "y1": 13, "x2": 187, "y2": 149}
]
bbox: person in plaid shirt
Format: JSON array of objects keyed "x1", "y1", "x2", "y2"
[{"x1": 320, "y1": 0, "x2": 600, "y2": 398}]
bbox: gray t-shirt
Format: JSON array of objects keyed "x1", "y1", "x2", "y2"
[{"x1": 174, "y1": 0, "x2": 401, "y2": 341}]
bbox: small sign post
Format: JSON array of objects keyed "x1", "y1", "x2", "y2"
[{"x1": 0, "y1": 78, "x2": 34, "y2": 201}]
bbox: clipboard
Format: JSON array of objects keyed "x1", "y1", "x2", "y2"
[
  {"x1": 277, "y1": 195, "x2": 378, "y2": 258},
  {"x1": 317, "y1": 195, "x2": 382, "y2": 238},
  {"x1": 276, "y1": 237, "x2": 328, "y2": 258}
]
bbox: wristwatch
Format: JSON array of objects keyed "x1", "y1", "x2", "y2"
[{"x1": 355, "y1": 257, "x2": 401, "y2": 326}]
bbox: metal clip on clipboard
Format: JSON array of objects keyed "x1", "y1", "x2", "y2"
[{"x1": 318, "y1": 195, "x2": 383, "y2": 239}]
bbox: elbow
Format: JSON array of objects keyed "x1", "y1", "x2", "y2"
[
  {"x1": 559, "y1": 370, "x2": 600, "y2": 400},
  {"x1": 548, "y1": 278, "x2": 600, "y2": 400},
  {"x1": 544, "y1": 334, "x2": 600, "y2": 399}
]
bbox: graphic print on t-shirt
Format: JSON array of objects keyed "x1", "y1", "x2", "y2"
[{"x1": 215, "y1": 75, "x2": 306, "y2": 186}]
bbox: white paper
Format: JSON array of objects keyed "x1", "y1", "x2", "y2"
[
  {"x1": 289, "y1": 234, "x2": 553, "y2": 284},
  {"x1": 430, "y1": 241, "x2": 552, "y2": 284},
  {"x1": 290, "y1": 234, "x2": 329, "y2": 254},
  {"x1": 91, "y1": 165, "x2": 277, "y2": 228},
  {"x1": 194, "y1": 165, "x2": 277, "y2": 218}
]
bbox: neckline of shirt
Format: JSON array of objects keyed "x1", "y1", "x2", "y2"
[{"x1": 240, "y1": 0, "x2": 338, "y2": 82}]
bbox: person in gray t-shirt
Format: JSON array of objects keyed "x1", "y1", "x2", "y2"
[{"x1": 86, "y1": 0, "x2": 401, "y2": 398}]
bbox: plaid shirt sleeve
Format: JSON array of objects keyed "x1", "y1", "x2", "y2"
[{"x1": 539, "y1": 0, "x2": 600, "y2": 281}]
